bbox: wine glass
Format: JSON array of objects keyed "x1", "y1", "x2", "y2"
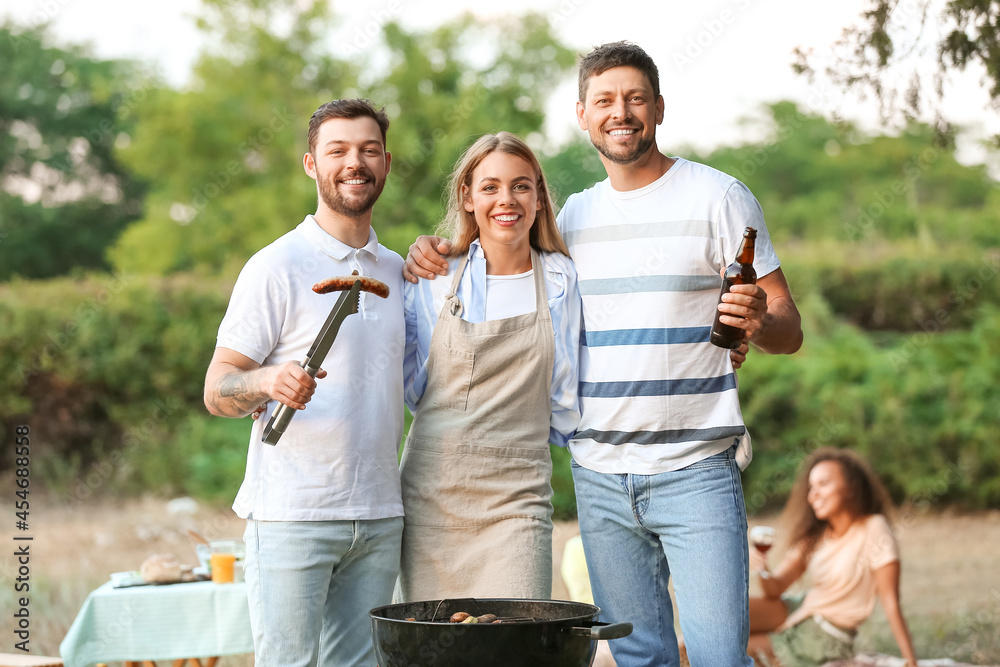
[{"x1": 749, "y1": 525, "x2": 776, "y2": 555}]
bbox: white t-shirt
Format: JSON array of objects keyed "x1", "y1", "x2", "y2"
[
  {"x1": 485, "y1": 270, "x2": 536, "y2": 320},
  {"x1": 557, "y1": 157, "x2": 781, "y2": 473},
  {"x1": 216, "y1": 215, "x2": 405, "y2": 521}
]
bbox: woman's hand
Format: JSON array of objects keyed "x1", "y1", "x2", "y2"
[
  {"x1": 749, "y1": 548, "x2": 769, "y2": 576},
  {"x1": 756, "y1": 546, "x2": 807, "y2": 600}
]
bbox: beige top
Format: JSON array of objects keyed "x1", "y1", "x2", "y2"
[{"x1": 781, "y1": 514, "x2": 899, "y2": 630}]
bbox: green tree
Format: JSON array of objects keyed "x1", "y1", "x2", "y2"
[
  {"x1": 694, "y1": 101, "x2": 996, "y2": 245},
  {"x1": 541, "y1": 135, "x2": 608, "y2": 208},
  {"x1": 0, "y1": 22, "x2": 148, "y2": 280},
  {"x1": 365, "y1": 14, "x2": 576, "y2": 253},
  {"x1": 108, "y1": 0, "x2": 352, "y2": 277},
  {"x1": 794, "y1": 0, "x2": 1000, "y2": 143},
  {"x1": 109, "y1": 2, "x2": 576, "y2": 276}
]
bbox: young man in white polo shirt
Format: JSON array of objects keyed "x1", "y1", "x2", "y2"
[
  {"x1": 404, "y1": 42, "x2": 804, "y2": 666},
  {"x1": 204, "y1": 98, "x2": 404, "y2": 667}
]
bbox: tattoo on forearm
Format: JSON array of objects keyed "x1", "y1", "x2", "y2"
[
  {"x1": 216, "y1": 372, "x2": 263, "y2": 414},
  {"x1": 220, "y1": 374, "x2": 251, "y2": 399}
]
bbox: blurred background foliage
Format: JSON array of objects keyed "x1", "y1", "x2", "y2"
[{"x1": 1, "y1": 0, "x2": 998, "y2": 518}]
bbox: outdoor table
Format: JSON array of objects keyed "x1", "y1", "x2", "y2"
[{"x1": 59, "y1": 580, "x2": 252, "y2": 667}]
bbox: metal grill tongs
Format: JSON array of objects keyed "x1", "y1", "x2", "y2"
[{"x1": 261, "y1": 280, "x2": 362, "y2": 445}]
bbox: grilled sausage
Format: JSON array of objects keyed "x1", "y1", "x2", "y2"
[{"x1": 312, "y1": 273, "x2": 390, "y2": 299}]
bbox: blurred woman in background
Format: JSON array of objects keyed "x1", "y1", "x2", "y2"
[{"x1": 747, "y1": 447, "x2": 918, "y2": 667}]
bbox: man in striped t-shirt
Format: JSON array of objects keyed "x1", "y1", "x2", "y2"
[
  {"x1": 562, "y1": 42, "x2": 803, "y2": 666},
  {"x1": 405, "y1": 41, "x2": 802, "y2": 667}
]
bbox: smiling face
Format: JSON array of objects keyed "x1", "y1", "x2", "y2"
[
  {"x1": 462, "y1": 151, "x2": 541, "y2": 262},
  {"x1": 304, "y1": 116, "x2": 390, "y2": 219},
  {"x1": 576, "y1": 65, "x2": 663, "y2": 166},
  {"x1": 807, "y1": 460, "x2": 850, "y2": 522}
]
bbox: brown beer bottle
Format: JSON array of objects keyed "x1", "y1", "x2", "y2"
[{"x1": 710, "y1": 227, "x2": 757, "y2": 349}]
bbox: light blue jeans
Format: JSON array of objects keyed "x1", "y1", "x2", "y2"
[
  {"x1": 572, "y1": 445, "x2": 753, "y2": 667},
  {"x1": 244, "y1": 517, "x2": 403, "y2": 667}
]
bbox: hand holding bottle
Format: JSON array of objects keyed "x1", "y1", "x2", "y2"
[
  {"x1": 711, "y1": 227, "x2": 759, "y2": 348},
  {"x1": 718, "y1": 283, "x2": 769, "y2": 340}
]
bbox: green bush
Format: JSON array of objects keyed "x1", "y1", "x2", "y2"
[
  {"x1": 739, "y1": 297, "x2": 1000, "y2": 512},
  {"x1": 781, "y1": 242, "x2": 1000, "y2": 332},
  {"x1": 0, "y1": 272, "x2": 231, "y2": 498}
]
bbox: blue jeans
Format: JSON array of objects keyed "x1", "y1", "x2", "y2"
[
  {"x1": 244, "y1": 517, "x2": 403, "y2": 667},
  {"x1": 572, "y1": 445, "x2": 753, "y2": 667}
]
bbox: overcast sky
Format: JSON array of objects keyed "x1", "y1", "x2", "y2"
[{"x1": 4, "y1": 0, "x2": 998, "y2": 171}]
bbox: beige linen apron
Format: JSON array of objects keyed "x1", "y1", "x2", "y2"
[{"x1": 398, "y1": 248, "x2": 555, "y2": 601}]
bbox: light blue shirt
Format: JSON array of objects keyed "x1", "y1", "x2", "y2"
[{"x1": 403, "y1": 239, "x2": 582, "y2": 447}]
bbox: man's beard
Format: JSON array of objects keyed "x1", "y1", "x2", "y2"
[
  {"x1": 591, "y1": 126, "x2": 656, "y2": 166},
  {"x1": 317, "y1": 168, "x2": 386, "y2": 218}
]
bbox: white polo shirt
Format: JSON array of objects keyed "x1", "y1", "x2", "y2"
[{"x1": 217, "y1": 215, "x2": 405, "y2": 521}]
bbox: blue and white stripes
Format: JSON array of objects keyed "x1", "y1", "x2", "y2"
[{"x1": 558, "y1": 157, "x2": 781, "y2": 474}]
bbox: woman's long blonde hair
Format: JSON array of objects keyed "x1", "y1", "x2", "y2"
[{"x1": 438, "y1": 132, "x2": 570, "y2": 258}]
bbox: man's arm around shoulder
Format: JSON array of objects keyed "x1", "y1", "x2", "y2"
[{"x1": 403, "y1": 236, "x2": 452, "y2": 283}]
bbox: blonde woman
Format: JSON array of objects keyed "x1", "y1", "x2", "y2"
[
  {"x1": 398, "y1": 132, "x2": 581, "y2": 601},
  {"x1": 748, "y1": 448, "x2": 918, "y2": 666}
]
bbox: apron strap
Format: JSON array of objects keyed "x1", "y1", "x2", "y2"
[
  {"x1": 445, "y1": 246, "x2": 546, "y2": 320},
  {"x1": 528, "y1": 247, "x2": 549, "y2": 321},
  {"x1": 445, "y1": 251, "x2": 471, "y2": 318}
]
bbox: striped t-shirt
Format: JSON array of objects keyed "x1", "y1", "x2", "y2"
[{"x1": 557, "y1": 157, "x2": 781, "y2": 474}]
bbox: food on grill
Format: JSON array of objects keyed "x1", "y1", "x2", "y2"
[
  {"x1": 445, "y1": 611, "x2": 501, "y2": 624},
  {"x1": 312, "y1": 272, "x2": 390, "y2": 299}
]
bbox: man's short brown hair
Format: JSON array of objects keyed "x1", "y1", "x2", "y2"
[
  {"x1": 307, "y1": 98, "x2": 389, "y2": 154},
  {"x1": 578, "y1": 41, "x2": 660, "y2": 102}
]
